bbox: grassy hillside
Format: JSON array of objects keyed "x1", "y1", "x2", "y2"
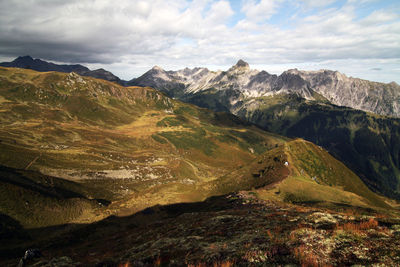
[
  {"x1": 0, "y1": 67, "x2": 395, "y2": 230},
  {"x1": 2, "y1": 192, "x2": 400, "y2": 266},
  {"x1": 172, "y1": 87, "x2": 400, "y2": 201},
  {"x1": 1, "y1": 67, "x2": 399, "y2": 267},
  {"x1": 0, "y1": 165, "x2": 108, "y2": 228},
  {"x1": 256, "y1": 139, "x2": 390, "y2": 210},
  {"x1": 234, "y1": 94, "x2": 400, "y2": 200},
  {"x1": 211, "y1": 138, "x2": 390, "y2": 211},
  {"x1": 0, "y1": 67, "x2": 287, "y2": 226}
]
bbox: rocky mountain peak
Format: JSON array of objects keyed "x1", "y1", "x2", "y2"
[
  {"x1": 233, "y1": 59, "x2": 250, "y2": 69},
  {"x1": 285, "y1": 69, "x2": 301, "y2": 75},
  {"x1": 15, "y1": 55, "x2": 34, "y2": 62},
  {"x1": 152, "y1": 65, "x2": 164, "y2": 72},
  {"x1": 129, "y1": 62, "x2": 400, "y2": 118}
]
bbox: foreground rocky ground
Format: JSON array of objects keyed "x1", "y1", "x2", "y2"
[{"x1": 2, "y1": 192, "x2": 400, "y2": 266}]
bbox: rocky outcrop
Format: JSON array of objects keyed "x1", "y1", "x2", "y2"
[
  {"x1": 79, "y1": 68, "x2": 121, "y2": 83},
  {"x1": 291, "y1": 69, "x2": 400, "y2": 117}
]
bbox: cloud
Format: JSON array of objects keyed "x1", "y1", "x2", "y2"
[
  {"x1": 300, "y1": 0, "x2": 336, "y2": 8},
  {"x1": 241, "y1": 0, "x2": 282, "y2": 22},
  {"x1": 0, "y1": 0, "x2": 399, "y2": 83},
  {"x1": 208, "y1": 0, "x2": 234, "y2": 23},
  {"x1": 361, "y1": 10, "x2": 399, "y2": 25}
]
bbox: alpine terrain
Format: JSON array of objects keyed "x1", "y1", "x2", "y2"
[
  {"x1": 130, "y1": 60, "x2": 400, "y2": 200},
  {"x1": 0, "y1": 66, "x2": 399, "y2": 266}
]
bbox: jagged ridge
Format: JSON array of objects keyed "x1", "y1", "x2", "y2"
[{"x1": 129, "y1": 59, "x2": 400, "y2": 117}]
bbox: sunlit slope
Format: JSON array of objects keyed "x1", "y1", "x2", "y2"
[
  {"x1": 237, "y1": 94, "x2": 400, "y2": 200},
  {"x1": 253, "y1": 139, "x2": 390, "y2": 210},
  {"x1": 201, "y1": 136, "x2": 389, "y2": 210},
  {"x1": 0, "y1": 67, "x2": 392, "y2": 228},
  {"x1": 0, "y1": 67, "x2": 287, "y2": 225}
]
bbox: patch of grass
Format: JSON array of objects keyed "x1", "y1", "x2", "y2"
[
  {"x1": 229, "y1": 130, "x2": 266, "y2": 154},
  {"x1": 156, "y1": 116, "x2": 188, "y2": 127},
  {"x1": 0, "y1": 166, "x2": 107, "y2": 228},
  {"x1": 335, "y1": 218, "x2": 379, "y2": 234},
  {"x1": 159, "y1": 128, "x2": 216, "y2": 156},
  {"x1": 215, "y1": 134, "x2": 238, "y2": 144},
  {"x1": 151, "y1": 134, "x2": 167, "y2": 144},
  {"x1": 173, "y1": 105, "x2": 197, "y2": 116},
  {"x1": 278, "y1": 176, "x2": 366, "y2": 207},
  {"x1": 286, "y1": 139, "x2": 389, "y2": 209},
  {"x1": 294, "y1": 245, "x2": 321, "y2": 267}
]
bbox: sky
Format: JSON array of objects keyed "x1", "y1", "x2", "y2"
[{"x1": 0, "y1": 0, "x2": 399, "y2": 83}]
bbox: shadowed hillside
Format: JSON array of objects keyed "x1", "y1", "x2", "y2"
[{"x1": 1, "y1": 193, "x2": 399, "y2": 266}]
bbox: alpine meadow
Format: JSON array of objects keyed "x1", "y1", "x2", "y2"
[{"x1": 0, "y1": 0, "x2": 400, "y2": 266}]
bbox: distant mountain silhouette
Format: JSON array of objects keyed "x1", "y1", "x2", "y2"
[{"x1": 0, "y1": 56, "x2": 124, "y2": 84}]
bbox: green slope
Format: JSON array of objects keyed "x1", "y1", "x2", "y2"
[
  {"x1": 0, "y1": 67, "x2": 395, "y2": 229},
  {"x1": 168, "y1": 84, "x2": 400, "y2": 201},
  {"x1": 0, "y1": 67, "x2": 286, "y2": 226},
  {"x1": 235, "y1": 95, "x2": 400, "y2": 200},
  {"x1": 0, "y1": 165, "x2": 108, "y2": 228},
  {"x1": 211, "y1": 138, "x2": 389, "y2": 211}
]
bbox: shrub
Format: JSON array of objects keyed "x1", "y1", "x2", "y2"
[
  {"x1": 335, "y1": 218, "x2": 379, "y2": 233},
  {"x1": 294, "y1": 245, "x2": 322, "y2": 267}
]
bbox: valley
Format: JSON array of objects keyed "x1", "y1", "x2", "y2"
[
  {"x1": 1, "y1": 0, "x2": 399, "y2": 265},
  {"x1": 0, "y1": 66, "x2": 287, "y2": 227},
  {"x1": 0, "y1": 66, "x2": 399, "y2": 266}
]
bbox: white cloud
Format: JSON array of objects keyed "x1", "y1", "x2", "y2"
[
  {"x1": 0, "y1": 0, "x2": 399, "y2": 83},
  {"x1": 361, "y1": 10, "x2": 399, "y2": 25},
  {"x1": 208, "y1": 0, "x2": 234, "y2": 23},
  {"x1": 300, "y1": 0, "x2": 336, "y2": 8},
  {"x1": 241, "y1": 0, "x2": 282, "y2": 22}
]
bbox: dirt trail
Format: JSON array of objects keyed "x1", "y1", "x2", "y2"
[
  {"x1": 283, "y1": 142, "x2": 297, "y2": 176},
  {"x1": 25, "y1": 154, "x2": 41, "y2": 170}
]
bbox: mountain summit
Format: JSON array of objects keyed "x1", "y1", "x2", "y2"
[
  {"x1": 233, "y1": 59, "x2": 250, "y2": 69},
  {"x1": 130, "y1": 61, "x2": 400, "y2": 118}
]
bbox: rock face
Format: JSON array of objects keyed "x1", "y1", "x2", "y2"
[
  {"x1": 0, "y1": 56, "x2": 123, "y2": 85},
  {"x1": 80, "y1": 68, "x2": 121, "y2": 83},
  {"x1": 292, "y1": 69, "x2": 400, "y2": 117},
  {"x1": 129, "y1": 60, "x2": 400, "y2": 118}
]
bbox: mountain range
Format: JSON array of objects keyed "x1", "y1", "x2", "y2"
[
  {"x1": 2, "y1": 56, "x2": 399, "y2": 119},
  {"x1": 129, "y1": 59, "x2": 400, "y2": 118},
  {"x1": 1, "y1": 65, "x2": 390, "y2": 225},
  {"x1": 2, "y1": 56, "x2": 400, "y2": 200},
  {"x1": 0, "y1": 65, "x2": 400, "y2": 266},
  {"x1": 2, "y1": 56, "x2": 399, "y2": 118},
  {"x1": 0, "y1": 56, "x2": 123, "y2": 84}
]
